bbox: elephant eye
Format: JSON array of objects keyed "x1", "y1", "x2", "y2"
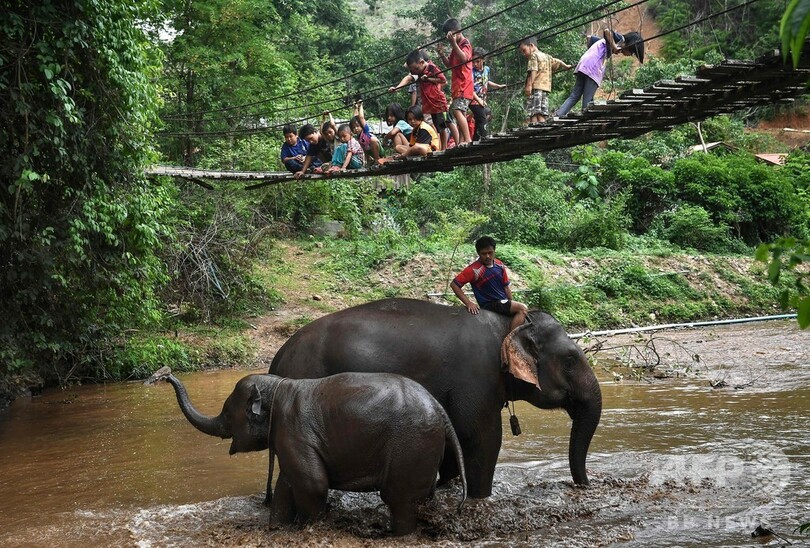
[{"x1": 565, "y1": 354, "x2": 579, "y2": 369}]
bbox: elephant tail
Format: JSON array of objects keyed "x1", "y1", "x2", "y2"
[{"x1": 440, "y1": 407, "x2": 467, "y2": 512}]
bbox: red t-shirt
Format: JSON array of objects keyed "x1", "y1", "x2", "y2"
[
  {"x1": 452, "y1": 258, "x2": 510, "y2": 306},
  {"x1": 418, "y1": 61, "x2": 448, "y2": 115},
  {"x1": 449, "y1": 36, "x2": 474, "y2": 100}
]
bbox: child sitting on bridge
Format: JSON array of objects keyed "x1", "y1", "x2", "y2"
[
  {"x1": 382, "y1": 102, "x2": 412, "y2": 150},
  {"x1": 280, "y1": 124, "x2": 319, "y2": 174},
  {"x1": 393, "y1": 105, "x2": 440, "y2": 158},
  {"x1": 452, "y1": 235, "x2": 528, "y2": 332},
  {"x1": 327, "y1": 124, "x2": 365, "y2": 172},
  {"x1": 349, "y1": 100, "x2": 382, "y2": 165},
  {"x1": 293, "y1": 124, "x2": 333, "y2": 179}
]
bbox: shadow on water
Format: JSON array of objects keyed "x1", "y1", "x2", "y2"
[{"x1": 0, "y1": 321, "x2": 808, "y2": 546}]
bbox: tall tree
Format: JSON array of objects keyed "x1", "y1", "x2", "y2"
[
  {"x1": 0, "y1": 0, "x2": 170, "y2": 379},
  {"x1": 157, "y1": 0, "x2": 368, "y2": 165}
]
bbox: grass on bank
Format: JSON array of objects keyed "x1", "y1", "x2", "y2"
[{"x1": 107, "y1": 233, "x2": 794, "y2": 381}]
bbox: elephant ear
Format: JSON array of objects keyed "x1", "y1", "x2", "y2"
[
  {"x1": 249, "y1": 384, "x2": 262, "y2": 416},
  {"x1": 501, "y1": 323, "x2": 541, "y2": 388}
]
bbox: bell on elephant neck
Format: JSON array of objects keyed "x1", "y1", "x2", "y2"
[{"x1": 510, "y1": 413, "x2": 522, "y2": 436}]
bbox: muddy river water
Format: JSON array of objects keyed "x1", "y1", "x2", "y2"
[{"x1": 0, "y1": 321, "x2": 807, "y2": 547}]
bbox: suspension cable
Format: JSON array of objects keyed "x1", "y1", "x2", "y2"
[{"x1": 160, "y1": 0, "x2": 765, "y2": 138}]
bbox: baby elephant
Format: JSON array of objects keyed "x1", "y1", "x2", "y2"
[
  {"x1": 148, "y1": 368, "x2": 466, "y2": 535},
  {"x1": 255, "y1": 372, "x2": 467, "y2": 535}
]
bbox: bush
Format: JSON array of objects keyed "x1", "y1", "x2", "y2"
[
  {"x1": 559, "y1": 195, "x2": 631, "y2": 251},
  {"x1": 1, "y1": 2, "x2": 169, "y2": 383},
  {"x1": 672, "y1": 153, "x2": 808, "y2": 243},
  {"x1": 599, "y1": 151, "x2": 676, "y2": 231},
  {"x1": 652, "y1": 204, "x2": 742, "y2": 253},
  {"x1": 163, "y1": 187, "x2": 277, "y2": 321}
]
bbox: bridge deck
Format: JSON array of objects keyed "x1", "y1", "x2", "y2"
[{"x1": 146, "y1": 45, "x2": 810, "y2": 190}]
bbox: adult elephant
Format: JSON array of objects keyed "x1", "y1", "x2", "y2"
[{"x1": 268, "y1": 298, "x2": 601, "y2": 499}]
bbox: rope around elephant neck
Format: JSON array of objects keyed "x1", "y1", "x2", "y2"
[{"x1": 268, "y1": 377, "x2": 288, "y2": 432}]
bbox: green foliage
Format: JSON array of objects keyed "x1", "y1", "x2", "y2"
[
  {"x1": 162, "y1": 186, "x2": 278, "y2": 321},
  {"x1": 561, "y1": 196, "x2": 631, "y2": 251},
  {"x1": 651, "y1": 205, "x2": 740, "y2": 252},
  {"x1": 672, "y1": 152, "x2": 807, "y2": 243},
  {"x1": 259, "y1": 177, "x2": 381, "y2": 236},
  {"x1": 157, "y1": 0, "x2": 369, "y2": 165},
  {"x1": 599, "y1": 151, "x2": 677, "y2": 231},
  {"x1": 782, "y1": 0, "x2": 810, "y2": 67},
  {"x1": 108, "y1": 331, "x2": 255, "y2": 380},
  {"x1": 392, "y1": 156, "x2": 635, "y2": 251},
  {"x1": 0, "y1": 0, "x2": 170, "y2": 382},
  {"x1": 109, "y1": 337, "x2": 196, "y2": 380},
  {"x1": 650, "y1": 0, "x2": 784, "y2": 60},
  {"x1": 608, "y1": 127, "x2": 692, "y2": 167},
  {"x1": 756, "y1": 237, "x2": 810, "y2": 327},
  {"x1": 571, "y1": 147, "x2": 600, "y2": 201}
]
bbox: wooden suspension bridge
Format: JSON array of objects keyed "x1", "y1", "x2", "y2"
[{"x1": 146, "y1": 43, "x2": 810, "y2": 190}]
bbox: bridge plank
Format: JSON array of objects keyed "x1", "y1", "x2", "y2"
[{"x1": 146, "y1": 46, "x2": 810, "y2": 188}]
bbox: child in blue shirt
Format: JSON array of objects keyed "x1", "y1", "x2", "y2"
[{"x1": 280, "y1": 125, "x2": 318, "y2": 173}]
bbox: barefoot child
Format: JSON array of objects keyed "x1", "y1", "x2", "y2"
[
  {"x1": 518, "y1": 37, "x2": 571, "y2": 124},
  {"x1": 390, "y1": 50, "x2": 452, "y2": 150},
  {"x1": 327, "y1": 124, "x2": 365, "y2": 172},
  {"x1": 394, "y1": 105, "x2": 440, "y2": 158}
]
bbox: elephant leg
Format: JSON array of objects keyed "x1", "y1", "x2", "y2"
[
  {"x1": 386, "y1": 500, "x2": 418, "y2": 536},
  {"x1": 269, "y1": 471, "x2": 296, "y2": 527},
  {"x1": 290, "y1": 463, "x2": 329, "y2": 524},
  {"x1": 458, "y1": 412, "x2": 502, "y2": 498},
  {"x1": 380, "y1": 455, "x2": 435, "y2": 535}
]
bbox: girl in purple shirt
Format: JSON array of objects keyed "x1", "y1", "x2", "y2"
[{"x1": 556, "y1": 29, "x2": 644, "y2": 117}]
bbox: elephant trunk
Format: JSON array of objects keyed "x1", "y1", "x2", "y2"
[
  {"x1": 164, "y1": 373, "x2": 230, "y2": 439},
  {"x1": 567, "y1": 383, "x2": 602, "y2": 486}
]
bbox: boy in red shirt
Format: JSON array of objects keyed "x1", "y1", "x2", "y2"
[
  {"x1": 437, "y1": 18, "x2": 473, "y2": 146},
  {"x1": 390, "y1": 50, "x2": 453, "y2": 150},
  {"x1": 452, "y1": 236, "x2": 528, "y2": 331}
]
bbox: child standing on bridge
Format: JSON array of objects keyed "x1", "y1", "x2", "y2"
[
  {"x1": 390, "y1": 50, "x2": 452, "y2": 150},
  {"x1": 436, "y1": 18, "x2": 474, "y2": 146},
  {"x1": 471, "y1": 47, "x2": 506, "y2": 139},
  {"x1": 452, "y1": 236, "x2": 528, "y2": 332},
  {"x1": 519, "y1": 37, "x2": 572, "y2": 125},
  {"x1": 556, "y1": 29, "x2": 644, "y2": 117}
]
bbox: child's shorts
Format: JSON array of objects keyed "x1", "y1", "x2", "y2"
[
  {"x1": 525, "y1": 90, "x2": 549, "y2": 117},
  {"x1": 481, "y1": 299, "x2": 513, "y2": 316},
  {"x1": 450, "y1": 97, "x2": 471, "y2": 112},
  {"x1": 430, "y1": 111, "x2": 450, "y2": 131}
]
